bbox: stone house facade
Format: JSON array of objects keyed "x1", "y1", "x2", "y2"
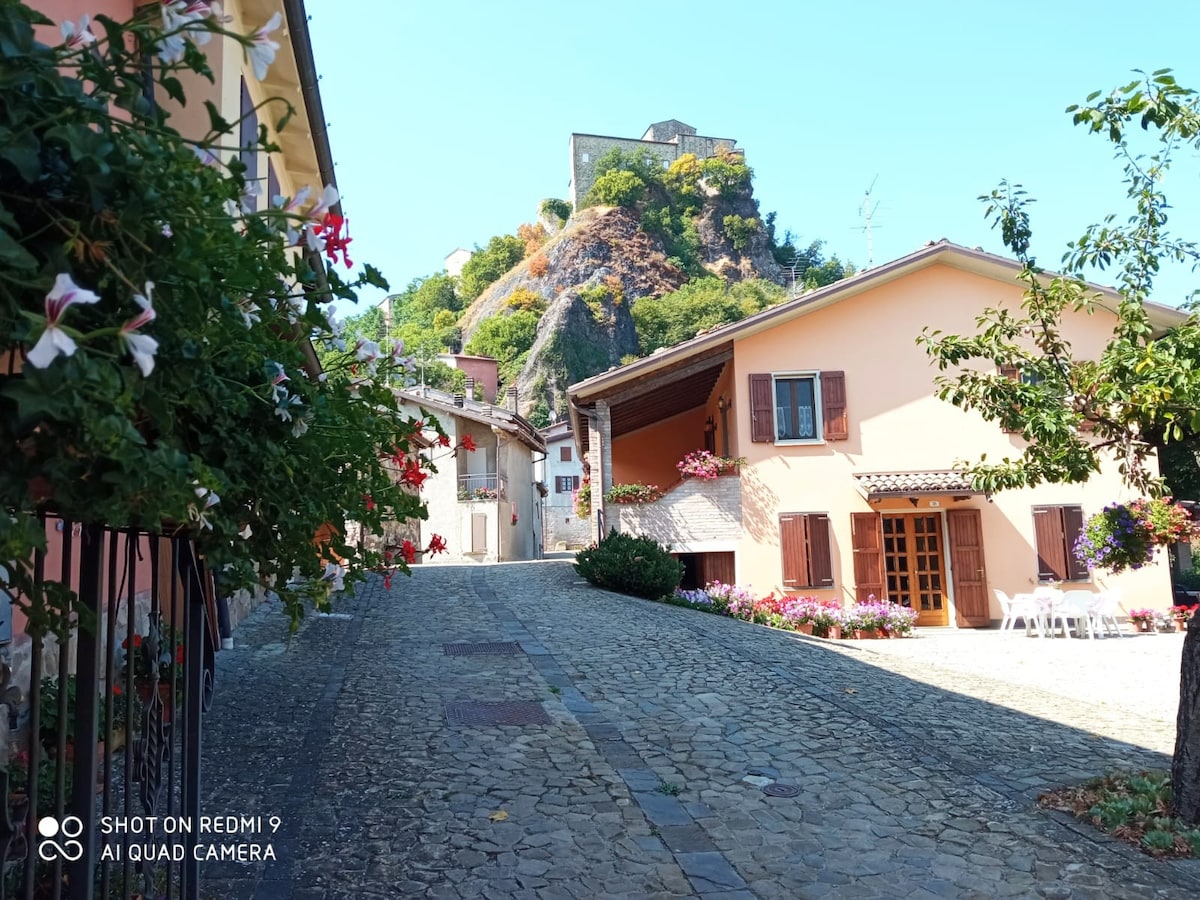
[
  {"x1": 538, "y1": 421, "x2": 589, "y2": 551},
  {"x1": 568, "y1": 120, "x2": 738, "y2": 208},
  {"x1": 397, "y1": 387, "x2": 546, "y2": 563}
]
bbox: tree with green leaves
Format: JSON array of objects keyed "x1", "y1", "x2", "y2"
[
  {"x1": 919, "y1": 69, "x2": 1200, "y2": 823},
  {"x1": 631, "y1": 278, "x2": 785, "y2": 356},
  {"x1": 459, "y1": 235, "x2": 526, "y2": 301}
]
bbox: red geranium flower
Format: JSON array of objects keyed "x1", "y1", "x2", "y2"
[
  {"x1": 459, "y1": 434, "x2": 477, "y2": 453},
  {"x1": 427, "y1": 534, "x2": 447, "y2": 555},
  {"x1": 401, "y1": 539, "x2": 417, "y2": 564}
]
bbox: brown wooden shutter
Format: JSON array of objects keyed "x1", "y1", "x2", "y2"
[
  {"x1": 749, "y1": 373, "x2": 774, "y2": 442},
  {"x1": 780, "y1": 514, "x2": 808, "y2": 587},
  {"x1": 947, "y1": 508, "x2": 989, "y2": 627},
  {"x1": 998, "y1": 365, "x2": 1020, "y2": 434},
  {"x1": 703, "y1": 552, "x2": 736, "y2": 587},
  {"x1": 1063, "y1": 505, "x2": 1090, "y2": 581},
  {"x1": 572, "y1": 475, "x2": 580, "y2": 490},
  {"x1": 560, "y1": 446, "x2": 572, "y2": 462},
  {"x1": 1032, "y1": 506, "x2": 1067, "y2": 581},
  {"x1": 806, "y1": 514, "x2": 834, "y2": 587},
  {"x1": 851, "y1": 512, "x2": 885, "y2": 602},
  {"x1": 820, "y1": 371, "x2": 848, "y2": 441}
]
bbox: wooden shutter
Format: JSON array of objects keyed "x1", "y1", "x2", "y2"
[
  {"x1": 780, "y1": 514, "x2": 808, "y2": 587},
  {"x1": 573, "y1": 475, "x2": 580, "y2": 490},
  {"x1": 471, "y1": 513, "x2": 488, "y2": 552},
  {"x1": 749, "y1": 374, "x2": 774, "y2": 442},
  {"x1": 998, "y1": 365, "x2": 1020, "y2": 434},
  {"x1": 702, "y1": 552, "x2": 736, "y2": 587},
  {"x1": 1063, "y1": 505, "x2": 1090, "y2": 581},
  {"x1": 239, "y1": 78, "x2": 259, "y2": 186},
  {"x1": 820, "y1": 371, "x2": 848, "y2": 441},
  {"x1": 851, "y1": 513, "x2": 885, "y2": 602},
  {"x1": 947, "y1": 508, "x2": 989, "y2": 627},
  {"x1": 560, "y1": 446, "x2": 572, "y2": 462},
  {"x1": 807, "y1": 514, "x2": 834, "y2": 587},
  {"x1": 1032, "y1": 506, "x2": 1067, "y2": 581}
]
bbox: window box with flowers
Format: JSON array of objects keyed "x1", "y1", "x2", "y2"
[
  {"x1": 1074, "y1": 498, "x2": 1197, "y2": 574},
  {"x1": 604, "y1": 483, "x2": 664, "y2": 504},
  {"x1": 676, "y1": 450, "x2": 746, "y2": 480}
]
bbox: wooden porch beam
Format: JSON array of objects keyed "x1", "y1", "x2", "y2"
[{"x1": 592, "y1": 348, "x2": 732, "y2": 408}]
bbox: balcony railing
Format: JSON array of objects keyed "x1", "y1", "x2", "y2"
[{"x1": 458, "y1": 473, "x2": 504, "y2": 501}]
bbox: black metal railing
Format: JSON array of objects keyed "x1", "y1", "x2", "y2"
[{"x1": 0, "y1": 516, "x2": 217, "y2": 899}]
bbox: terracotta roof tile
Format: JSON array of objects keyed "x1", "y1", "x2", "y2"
[{"x1": 853, "y1": 471, "x2": 981, "y2": 497}]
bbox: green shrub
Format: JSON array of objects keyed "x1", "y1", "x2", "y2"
[
  {"x1": 540, "y1": 198, "x2": 573, "y2": 223},
  {"x1": 460, "y1": 234, "x2": 527, "y2": 301},
  {"x1": 574, "y1": 529, "x2": 684, "y2": 599},
  {"x1": 584, "y1": 170, "x2": 646, "y2": 209},
  {"x1": 722, "y1": 214, "x2": 760, "y2": 251}
]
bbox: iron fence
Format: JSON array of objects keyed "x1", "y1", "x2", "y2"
[{"x1": 0, "y1": 516, "x2": 217, "y2": 899}]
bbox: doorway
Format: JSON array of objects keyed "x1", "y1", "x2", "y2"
[{"x1": 882, "y1": 513, "x2": 948, "y2": 626}]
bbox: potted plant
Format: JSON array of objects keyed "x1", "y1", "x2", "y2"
[
  {"x1": 573, "y1": 478, "x2": 592, "y2": 519},
  {"x1": 1074, "y1": 498, "x2": 1197, "y2": 575},
  {"x1": 1170, "y1": 604, "x2": 1198, "y2": 632},
  {"x1": 1129, "y1": 608, "x2": 1158, "y2": 633}
]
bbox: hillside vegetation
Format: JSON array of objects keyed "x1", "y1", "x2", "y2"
[{"x1": 342, "y1": 146, "x2": 855, "y2": 426}]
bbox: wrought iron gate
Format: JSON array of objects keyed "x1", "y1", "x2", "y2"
[{"x1": 0, "y1": 517, "x2": 217, "y2": 899}]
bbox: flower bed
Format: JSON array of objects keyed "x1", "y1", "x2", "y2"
[{"x1": 665, "y1": 584, "x2": 917, "y2": 638}]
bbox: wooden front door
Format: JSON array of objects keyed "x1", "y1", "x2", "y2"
[
  {"x1": 947, "y1": 508, "x2": 990, "y2": 627},
  {"x1": 882, "y1": 514, "x2": 948, "y2": 626}
]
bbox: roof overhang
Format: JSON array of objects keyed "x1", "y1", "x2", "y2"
[
  {"x1": 567, "y1": 241, "x2": 1192, "y2": 408},
  {"x1": 570, "y1": 342, "x2": 732, "y2": 456},
  {"x1": 854, "y1": 470, "x2": 986, "y2": 501}
]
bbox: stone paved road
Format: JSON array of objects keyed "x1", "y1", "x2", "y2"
[{"x1": 201, "y1": 561, "x2": 1200, "y2": 899}]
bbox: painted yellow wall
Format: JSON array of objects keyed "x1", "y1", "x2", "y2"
[{"x1": 728, "y1": 262, "x2": 1172, "y2": 620}]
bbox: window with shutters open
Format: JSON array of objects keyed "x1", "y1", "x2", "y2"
[
  {"x1": 779, "y1": 513, "x2": 834, "y2": 589},
  {"x1": 1032, "y1": 505, "x2": 1090, "y2": 582},
  {"x1": 750, "y1": 371, "x2": 847, "y2": 444}
]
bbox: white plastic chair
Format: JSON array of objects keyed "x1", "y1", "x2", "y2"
[
  {"x1": 1052, "y1": 590, "x2": 1098, "y2": 639},
  {"x1": 995, "y1": 589, "x2": 1043, "y2": 636},
  {"x1": 1091, "y1": 588, "x2": 1126, "y2": 637},
  {"x1": 1033, "y1": 586, "x2": 1065, "y2": 636}
]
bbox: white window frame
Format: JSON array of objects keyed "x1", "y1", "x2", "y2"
[{"x1": 771, "y1": 371, "x2": 824, "y2": 446}]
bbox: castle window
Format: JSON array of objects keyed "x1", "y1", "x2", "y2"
[{"x1": 581, "y1": 152, "x2": 590, "y2": 162}]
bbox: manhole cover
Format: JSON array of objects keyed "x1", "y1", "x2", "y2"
[
  {"x1": 762, "y1": 783, "x2": 801, "y2": 798},
  {"x1": 444, "y1": 701, "x2": 551, "y2": 726},
  {"x1": 443, "y1": 642, "x2": 523, "y2": 656}
]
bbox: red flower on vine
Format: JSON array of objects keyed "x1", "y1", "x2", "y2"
[
  {"x1": 427, "y1": 534, "x2": 447, "y2": 555},
  {"x1": 401, "y1": 539, "x2": 417, "y2": 564},
  {"x1": 363, "y1": 494, "x2": 376, "y2": 512},
  {"x1": 315, "y1": 213, "x2": 353, "y2": 269},
  {"x1": 460, "y1": 434, "x2": 477, "y2": 453},
  {"x1": 399, "y1": 459, "x2": 427, "y2": 488}
]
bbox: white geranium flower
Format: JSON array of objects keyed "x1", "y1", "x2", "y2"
[
  {"x1": 60, "y1": 15, "x2": 96, "y2": 50},
  {"x1": 247, "y1": 12, "x2": 281, "y2": 80},
  {"x1": 26, "y1": 273, "x2": 101, "y2": 369}
]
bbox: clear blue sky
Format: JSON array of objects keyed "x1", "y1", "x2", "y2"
[{"x1": 305, "y1": 0, "x2": 1200, "y2": 314}]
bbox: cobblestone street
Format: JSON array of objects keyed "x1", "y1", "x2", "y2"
[{"x1": 201, "y1": 561, "x2": 1200, "y2": 898}]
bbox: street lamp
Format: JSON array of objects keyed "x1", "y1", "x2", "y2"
[{"x1": 716, "y1": 395, "x2": 731, "y2": 457}]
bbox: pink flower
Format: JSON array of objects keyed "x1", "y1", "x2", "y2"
[{"x1": 26, "y1": 274, "x2": 101, "y2": 369}]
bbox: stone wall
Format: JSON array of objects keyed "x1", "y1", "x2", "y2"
[
  {"x1": 568, "y1": 130, "x2": 738, "y2": 208},
  {"x1": 611, "y1": 475, "x2": 742, "y2": 551}
]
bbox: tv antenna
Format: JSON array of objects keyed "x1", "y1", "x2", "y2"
[{"x1": 856, "y1": 176, "x2": 882, "y2": 269}]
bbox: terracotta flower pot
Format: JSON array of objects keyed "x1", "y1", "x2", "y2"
[
  {"x1": 827, "y1": 625, "x2": 842, "y2": 640},
  {"x1": 1175, "y1": 619, "x2": 1188, "y2": 632},
  {"x1": 796, "y1": 622, "x2": 814, "y2": 636},
  {"x1": 1136, "y1": 621, "x2": 1153, "y2": 633}
]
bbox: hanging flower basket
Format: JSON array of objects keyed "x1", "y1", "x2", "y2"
[{"x1": 1074, "y1": 498, "x2": 1196, "y2": 574}]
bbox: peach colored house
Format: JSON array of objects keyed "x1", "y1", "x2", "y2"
[{"x1": 567, "y1": 241, "x2": 1184, "y2": 626}]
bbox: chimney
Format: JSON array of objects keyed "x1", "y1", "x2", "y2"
[
  {"x1": 465, "y1": 376, "x2": 475, "y2": 401},
  {"x1": 453, "y1": 393, "x2": 464, "y2": 408},
  {"x1": 506, "y1": 385, "x2": 518, "y2": 412}
]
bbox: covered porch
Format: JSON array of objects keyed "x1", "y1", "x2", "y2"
[{"x1": 568, "y1": 341, "x2": 736, "y2": 546}]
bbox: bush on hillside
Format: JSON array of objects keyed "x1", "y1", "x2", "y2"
[{"x1": 574, "y1": 530, "x2": 684, "y2": 600}]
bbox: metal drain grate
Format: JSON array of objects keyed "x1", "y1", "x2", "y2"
[
  {"x1": 444, "y1": 701, "x2": 552, "y2": 726},
  {"x1": 442, "y1": 642, "x2": 523, "y2": 656},
  {"x1": 762, "y1": 783, "x2": 801, "y2": 798}
]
